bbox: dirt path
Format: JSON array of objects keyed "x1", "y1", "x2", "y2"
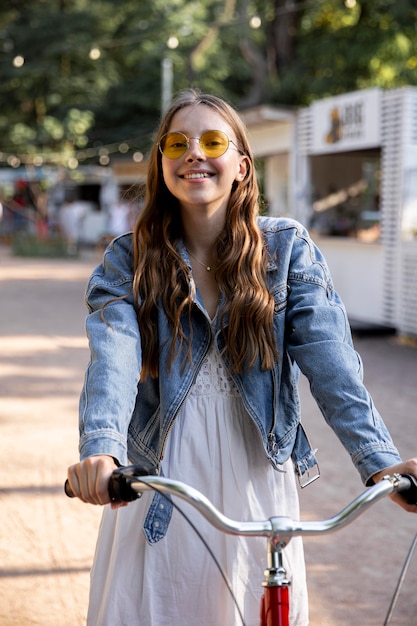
[{"x1": 0, "y1": 247, "x2": 102, "y2": 625}]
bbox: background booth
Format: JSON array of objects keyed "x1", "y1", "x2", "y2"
[{"x1": 293, "y1": 87, "x2": 417, "y2": 337}]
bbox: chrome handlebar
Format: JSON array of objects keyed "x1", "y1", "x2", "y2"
[{"x1": 100, "y1": 468, "x2": 417, "y2": 542}]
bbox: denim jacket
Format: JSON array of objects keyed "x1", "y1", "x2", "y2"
[{"x1": 79, "y1": 217, "x2": 401, "y2": 543}]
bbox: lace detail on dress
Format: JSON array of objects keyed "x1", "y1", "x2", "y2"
[{"x1": 191, "y1": 344, "x2": 240, "y2": 397}]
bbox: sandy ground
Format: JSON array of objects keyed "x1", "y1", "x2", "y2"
[{"x1": 0, "y1": 243, "x2": 416, "y2": 625}]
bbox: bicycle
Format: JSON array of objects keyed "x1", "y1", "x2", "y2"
[{"x1": 65, "y1": 469, "x2": 417, "y2": 626}]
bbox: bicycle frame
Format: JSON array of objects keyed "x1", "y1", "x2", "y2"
[{"x1": 65, "y1": 470, "x2": 417, "y2": 626}]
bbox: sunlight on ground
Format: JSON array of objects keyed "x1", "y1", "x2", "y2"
[
  {"x1": 0, "y1": 262, "x2": 94, "y2": 282},
  {"x1": 0, "y1": 335, "x2": 87, "y2": 354}
]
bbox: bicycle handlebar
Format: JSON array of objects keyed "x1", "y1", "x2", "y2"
[{"x1": 65, "y1": 468, "x2": 417, "y2": 541}]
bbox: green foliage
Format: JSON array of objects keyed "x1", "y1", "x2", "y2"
[
  {"x1": 286, "y1": 0, "x2": 417, "y2": 104},
  {"x1": 1, "y1": 0, "x2": 417, "y2": 166}
]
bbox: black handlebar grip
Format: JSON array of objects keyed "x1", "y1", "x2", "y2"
[
  {"x1": 64, "y1": 475, "x2": 133, "y2": 501},
  {"x1": 400, "y1": 473, "x2": 417, "y2": 505},
  {"x1": 64, "y1": 479, "x2": 74, "y2": 498},
  {"x1": 64, "y1": 466, "x2": 153, "y2": 501},
  {"x1": 64, "y1": 472, "x2": 140, "y2": 502}
]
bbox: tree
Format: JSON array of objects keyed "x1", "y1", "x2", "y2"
[
  {"x1": 282, "y1": 0, "x2": 417, "y2": 104},
  {"x1": 1, "y1": 0, "x2": 417, "y2": 168}
]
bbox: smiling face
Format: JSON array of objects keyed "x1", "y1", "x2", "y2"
[{"x1": 161, "y1": 104, "x2": 249, "y2": 223}]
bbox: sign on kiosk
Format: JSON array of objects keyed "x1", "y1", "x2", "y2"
[{"x1": 311, "y1": 87, "x2": 382, "y2": 154}]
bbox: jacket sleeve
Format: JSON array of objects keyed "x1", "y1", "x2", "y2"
[
  {"x1": 78, "y1": 234, "x2": 141, "y2": 465},
  {"x1": 285, "y1": 224, "x2": 402, "y2": 485}
]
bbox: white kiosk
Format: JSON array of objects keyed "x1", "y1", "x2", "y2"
[{"x1": 293, "y1": 87, "x2": 417, "y2": 337}]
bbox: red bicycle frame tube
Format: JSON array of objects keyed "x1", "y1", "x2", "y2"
[{"x1": 260, "y1": 586, "x2": 290, "y2": 626}]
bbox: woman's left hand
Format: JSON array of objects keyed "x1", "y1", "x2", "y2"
[{"x1": 371, "y1": 457, "x2": 417, "y2": 513}]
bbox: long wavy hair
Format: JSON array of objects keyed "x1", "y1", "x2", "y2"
[{"x1": 133, "y1": 88, "x2": 277, "y2": 380}]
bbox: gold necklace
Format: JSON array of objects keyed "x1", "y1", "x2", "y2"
[{"x1": 187, "y1": 249, "x2": 212, "y2": 272}]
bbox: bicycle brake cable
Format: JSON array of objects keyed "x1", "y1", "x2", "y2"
[
  {"x1": 383, "y1": 531, "x2": 417, "y2": 625},
  {"x1": 136, "y1": 480, "x2": 248, "y2": 626}
]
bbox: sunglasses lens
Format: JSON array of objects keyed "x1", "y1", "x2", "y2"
[
  {"x1": 200, "y1": 130, "x2": 229, "y2": 157},
  {"x1": 160, "y1": 132, "x2": 188, "y2": 159}
]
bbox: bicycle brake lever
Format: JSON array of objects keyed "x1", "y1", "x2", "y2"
[{"x1": 109, "y1": 465, "x2": 158, "y2": 503}]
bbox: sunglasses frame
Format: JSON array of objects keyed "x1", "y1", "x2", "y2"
[{"x1": 158, "y1": 129, "x2": 239, "y2": 159}]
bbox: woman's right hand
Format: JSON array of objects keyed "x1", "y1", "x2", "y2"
[{"x1": 67, "y1": 455, "x2": 126, "y2": 508}]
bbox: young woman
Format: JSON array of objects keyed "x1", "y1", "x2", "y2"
[{"x1": 67, "y1": 88, "x2": 417, "y2": 626}]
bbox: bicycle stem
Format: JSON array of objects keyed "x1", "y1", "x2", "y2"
[
  {"x1": 263, "y1": 539, "x2": 290, "y2": 587},
  {"x1": 261, "y1": 540, "x2": 291, "y2": 626}
]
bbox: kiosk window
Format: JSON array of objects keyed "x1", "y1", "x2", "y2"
[{"x1": 309, "y1": 153, "x2": 381, "y2": 243}]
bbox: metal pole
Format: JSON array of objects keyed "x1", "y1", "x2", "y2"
[{"x1": 161, "y1": 57, "x2": 173, "y2": 116}]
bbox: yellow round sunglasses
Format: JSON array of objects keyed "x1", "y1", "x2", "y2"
[{"x1": 158, "y1": 129, "x2": 239, "y2": 159}]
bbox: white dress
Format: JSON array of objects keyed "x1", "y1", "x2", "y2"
[{"x1": 87, "y1": 339, "x2": 309, "y2": 626}]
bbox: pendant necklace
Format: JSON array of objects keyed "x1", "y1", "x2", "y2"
[{"x1": 187, "y1": 249, "x2": 212, "y2": 272}]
